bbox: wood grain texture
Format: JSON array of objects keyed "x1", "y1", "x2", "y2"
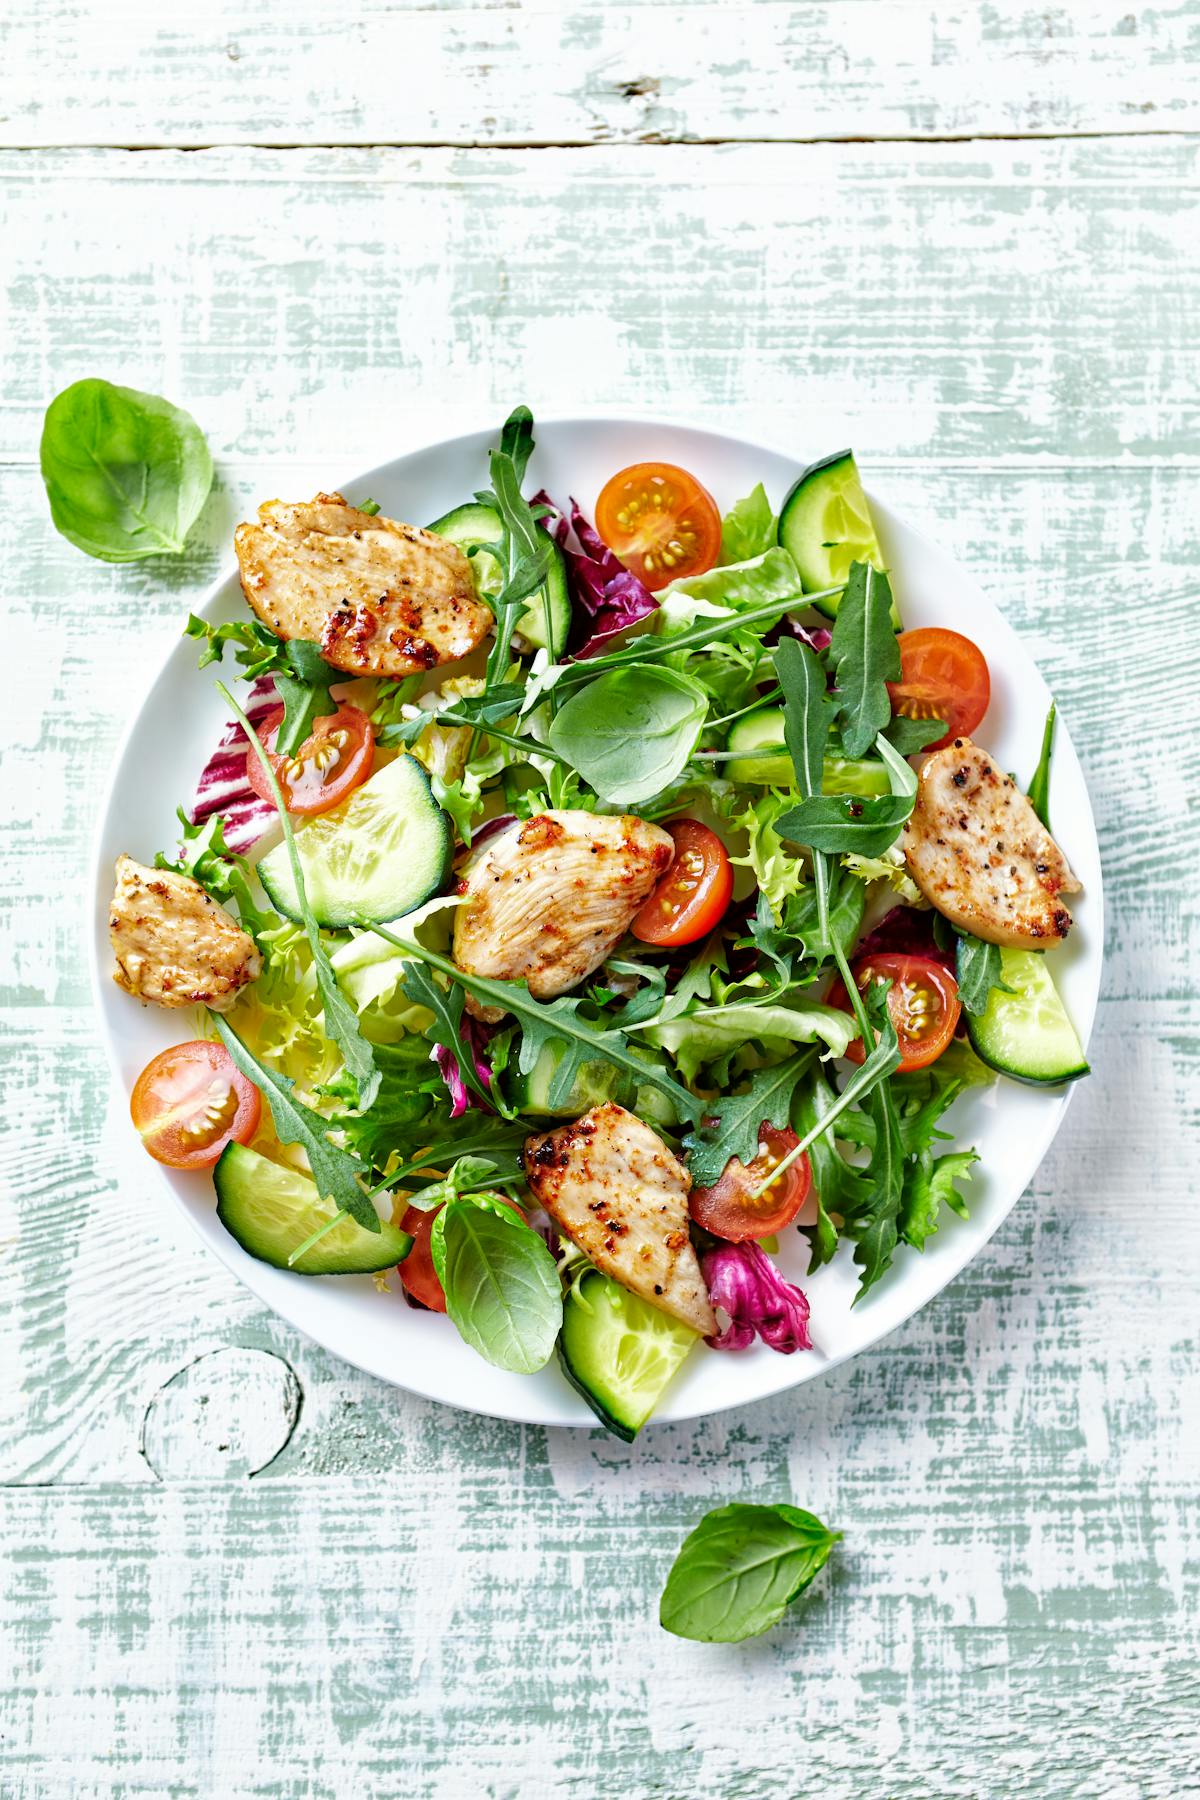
[
  {"x1": 2, "y1": 77, "x2": 1198, "y2": 1800},
  {"x1": 3, "y1": 0, "x2": 1199, "y2": 148}
]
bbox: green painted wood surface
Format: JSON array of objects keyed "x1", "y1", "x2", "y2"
[{"x1": 2, "y1": 22, "x2": 1199, "y2": 1798}]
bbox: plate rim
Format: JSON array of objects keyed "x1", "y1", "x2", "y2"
[{"x1": 88, "y1": 411, "x2": 1104, "y2": 1428}]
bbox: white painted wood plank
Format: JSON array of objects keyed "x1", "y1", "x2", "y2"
[
  {"x1": 2, "y1": 1, "x2": 1199, "y2": 149},
  {"x1": 2, "y1": 141, "x2": 1199, "y2": 473}
]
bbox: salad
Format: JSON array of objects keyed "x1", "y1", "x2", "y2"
[{"x1": 106, "y1": 408, "x2": 1089, "y2": 1439}]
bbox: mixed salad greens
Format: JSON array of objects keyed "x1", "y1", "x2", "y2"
[{"x1": 113, "y1": 405, "x2": 1089, "y2": 1440}]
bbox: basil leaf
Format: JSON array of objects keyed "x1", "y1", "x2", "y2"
[
  {"x1": 683, "y1": 1052, "x2": 815, "y2": 1188},
  {"x1": 719, "y1": 482, "x2": 777, "y2": 564},
  {"x1": 660, "y1": 1503, "x2": 841, "y2": 1643},
  {"x1": 829, "y1": 561, "x2": 901, "y2": 758},
  {"x1": 773, "y1": 636, "x2": 832, "y2": 799},
  {"x1": 40, "y1": 379, "x2": 213, "y2": 563},
  {"x1": 1027, "y1": 700, "x2": 1056, "y2": 828},
  {"x1": 431, "y1": 1199, "x2": 562, "y2": 1373},
  {"x1": 548, "y1": 665, "x2": 708, "y2": 804},
  {"x1": 210, "y1": 1014, "x2": 379, "y2": 1233}
]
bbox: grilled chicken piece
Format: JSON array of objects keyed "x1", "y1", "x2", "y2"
[
  {"x1": 109, "y1": 854, "x2": 261, "y2": 1011},
  {"x1": 234, "y1": 492, "x2": 492, "y2": 679},
  {"x1": 453, "y1": 811, "x2": 674, "y2": 1021},
  {"x1": 902, "y1": 738, "x2": 1081, "y2": 947},
  {"x1": 524, "y1": 1104, "x2": 716, "y2": 1335}
]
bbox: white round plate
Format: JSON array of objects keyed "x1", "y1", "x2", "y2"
[{"x1": 90, "y1": 418, "x2": 1102, "y2": 1427}]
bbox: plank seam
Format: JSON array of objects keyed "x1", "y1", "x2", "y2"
[{"x1": 4, "y1": 128, "x2": 1200, "y2": 152}]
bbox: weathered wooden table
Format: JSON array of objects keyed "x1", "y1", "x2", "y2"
[{"x1": 3, "y1": 6, "x2": 1198, "y2": 1795}]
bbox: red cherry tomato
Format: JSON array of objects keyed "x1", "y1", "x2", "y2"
[
  {"x1": 886, "y1": 628, "x2": 990, "y2": 752},
  {"x1": 398, "y1": 1197, "x2": 524, "y2": 1312},
  {"x1": 246, "y1": 702, "x2": 374, "y2": 816},
  {"x1": 630, "y1": 819, "x2": 733, "y2": 948},
  {"x1": 827, "y1": 951, "x2": 961, "y2": 1074},
  {"x1": 689, "y1": 1123, "x2": 812, "y2": 1242},
  {"x1": 594, "y1": 462, "x2": 722, "y2": 592},
  {"x1": 131, "y1": 1040, "x2": 261, "y2": 1170}
]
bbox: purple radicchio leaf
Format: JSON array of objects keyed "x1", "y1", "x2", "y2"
[
  {"x1": 430, "y1": 1015, "x2": 496, "y2": 1119},
  {"x1": 190, "y1": 675, "x2": 280, "y2": 852},
  {"x1": 852, "y1": 905, "x2": 955, "y2": 976},
  {"x1": 701, "y1": 1240, "x2": 812, "y2": 1355},
  {"x1": 531, "y1": 490, "x2": 659, "y2": 657},
  {"x1": 764, "y1": 616, "x2": 833, "y2": 653}
]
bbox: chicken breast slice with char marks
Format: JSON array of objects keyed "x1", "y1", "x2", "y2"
[
  {"x1": 453, "y1": 810, "x2": 674, "y2": 1021},
  {"x1": 109, "y1": 854, "x2": 261, "y2": 1011},
  {"x1": 524, "y1": 1103, "x2": 716, "y2": 1336},
  {"x1": 903, "y1": 737, "x2": 1081, "y2": 948},
  {"x1": 234, "y1": 492, "x2": 493, "y2": 679}
]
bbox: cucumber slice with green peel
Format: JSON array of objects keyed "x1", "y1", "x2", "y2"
[
  {"x1": 428, "y1": 500, "x2": 572, "y2": 658},
  {"x1": 257, "y1": 752, "x2": 451, "y2": 929},
  {"x1": 507, "y1": 1041, "x2": 623, "y2": 1117},
  {"x1": 725, "y1": 705, "x2": 891, "y2": 794},
  {"x1": 966, "y1": 949, "x2": 1090, "y2": 1086},
  {"x1": 558, "y1": 1267, "x2": 700, "y2": 1440},
  {"x1": 214, "y1": 1142, "x2": 412, "y2": 1275},
  {"x1": 777, "y1": 450, "x2": 897, "y2": 621}
]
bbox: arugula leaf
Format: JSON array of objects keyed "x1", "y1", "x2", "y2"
[
  {"x1": 757, "y1": 864, "x2": 866, "y2": 969},
  {"x1": 660, "y1": 1503, "x2": 841, "y2": 1644},
  {"x1": 683, "y1": 1052, "x2": 815, "y2": 1187},
  {"x1": 270, "y1": 640, "x2": 339, "y2": 757},
  {"x1": 219, "y1": 682, "x2": 379, "y2": 1110},
  {"x1": 325, "y1": 1038, "x2": 440, "y2": 1167},
  {"x1": 829, "y1": 561, "x2": 901, "y2": 758},
  {"x1": 899, "y1": 1148, "x2": 977, "y2": 1251},
  {"x1": 548, "y1": 664, "x2": 708, "y2": 805},
  {"x1": 1028, "y1": 700, "x2": 1056, "y2": 828},
  {"x1": 719, "y1": 483, "x2": 779, "y2": 564},
  {"x1": 403, "y1": 1155, "x2": 508, "y2": 1212},
  {"x1": 431, "y1": 1198, "x2": 562, "y2": 1373},
  {"x1": 851, "y1": 1076, "x2": 906, "y2": 1300},
  {"x1": 775, "y1": 790, "x2": 914, "y2": 857},
  {"x1": 884, "y1": 713, "x2": 945, "y2": 756},
  {"x1": 384, "y1": 1115, "x2": 530, "y2": 1182},
  {"x1": 40, "y1": 379, "x2": 213, "y2": 563},
  {"x1": 210, "y1": 1013, "x2": 379, "y2": 1232},
  {"x1": 499, "y1": 405, "x2": 535, "y2": 484},
  {"x1": 954, "y1": 932, "x2": 1008, "y2": 1017},
  {"x1": 398, "y1": 959, "x2": 494, "y2": 1112},
  {"x1": 773, "y1": 636, "x2": 833, "y2": 799},
  {"x1": 793, "y1": 1072, "x2": 870, "y2": 1273},
  {"x1": 366, "y1": 930, "x2": 702, "y2": 1125}
]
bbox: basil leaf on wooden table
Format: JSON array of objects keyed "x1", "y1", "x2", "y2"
[
  {"x1": 40, "y1": 378, "x2": 213, "y2": 562},
  {"x1": 660, "y1": 1502, "x2": 842, "y2": 1643},
  {"x1": 430, "y1": 1197, "x2": 563, "y2": 1374},
  {"x1": 547, "y1": 664, "x2": 709, "y2": 804}
]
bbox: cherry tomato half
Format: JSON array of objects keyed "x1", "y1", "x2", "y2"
[
  {"x1": 246, "y1": 702, "x2": 374, "y2": 816},
  {"x1": 398, "y1": 1196, "x2": 525, "y2": 1313},
  {"x1": 131, "y1": 1040, "x2": 261, "y2": 1170},
  {"x1": 689, "y1": 1123, "x2": 812, "y2": 1242},
  {"x1": 630, "y1": 819, "x2": 733, "y2": 948},
  {"x1": 886, "y1": 628, "x2": 990, "y2": 752},
  {"x1": 828, "y1": 952, "x2": 962, "y2": 1074},
  {"x1": 594, "y1": 462, "x2": 722, "y2": 592}
]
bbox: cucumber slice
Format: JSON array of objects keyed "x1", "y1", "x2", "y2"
[
  {"x1": 966, "y1": 949, "x2": 1090, "y2": 1086},
  {"x1": 508, "y1": 1041, "x2": 623, "y2": 1117},
  {"x1": 214, "y1": 1142, "x2": 412, "y2": 1274},
  {"x1": 428, "y1": 500, "x2": 572, "y2": 658},
  {"x1": 725, "y1": 705, "x2": 891, "y2": 795},
  {"x1": 257, "y1": 752, "x2": 451, "y2": 929},
  {"x1": 558, "y1": 1267, "x2": 699, "y2": 1440},
  {"x1": 777, "y1": 449, "x2": 895, "y2": 620}
]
